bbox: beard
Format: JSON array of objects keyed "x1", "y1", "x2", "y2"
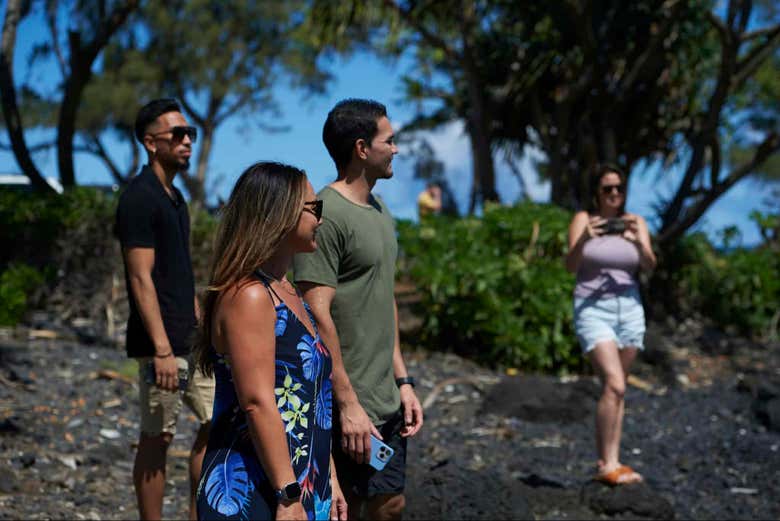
[{"x1": 162, "y1": 154, "x2": 190, "y2": 172}]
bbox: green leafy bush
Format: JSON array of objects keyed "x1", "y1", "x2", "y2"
[
  {"x1": 662, "y1": 230, "x2": 780, "y2": 340},
  {"x1": 397, "y1": 202, "x2": 582, "y2": 372},
  {"x1": 0, "y1": 264, "x2": 45, "y2": 326},
  {"x1": 0, "y1": 188, "x2": 117, "y2": 271}
]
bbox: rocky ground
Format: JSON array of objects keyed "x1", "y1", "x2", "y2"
[{"x1": 1, "y1": 315, "x2": 779, "y2": 520}]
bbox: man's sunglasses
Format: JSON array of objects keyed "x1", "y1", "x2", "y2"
[
  {"x1": 303, "y1": 199, "x2": 323, "y2": 220},
  {"x1": 601, "y1": 184, "x2": 625, "y2": 195},
  {"x1": 148, "y1": 125, "x2": 198, "y2": 143}
]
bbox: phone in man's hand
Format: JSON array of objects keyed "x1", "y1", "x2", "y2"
[
  {"x1": 144, "y1": 361, "x2": 189, "y2": 391},
  {"x1": 368, "y1": 434, "x2": 395, "y2": 471}
]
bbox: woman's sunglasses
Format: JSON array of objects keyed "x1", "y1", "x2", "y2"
[
  {"x1": 303, "y1": 199, "x2": 323, "y2": 220},
  {"x1": 601, "y1": 184, "x2": 625, "y2": 195},
  {"x1": 148, "y1": 125, "x2": 198, "y2": 143}
]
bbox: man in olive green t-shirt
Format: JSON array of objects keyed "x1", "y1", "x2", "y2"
[{"x1": 294, "y1": 99, "x2": 423, "y2": 520}]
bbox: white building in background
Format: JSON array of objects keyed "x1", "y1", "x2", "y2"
[{"x1": 0, "y1": 173, "x2": 64, "y2": 194}]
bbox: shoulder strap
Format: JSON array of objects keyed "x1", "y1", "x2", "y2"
[{"x1": 253, "y1": 269, "x2": 282, "y2": 305}]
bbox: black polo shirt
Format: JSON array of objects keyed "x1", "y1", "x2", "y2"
[{"x1": 114, "y1": 166, "x2": 196, "y2": 358}]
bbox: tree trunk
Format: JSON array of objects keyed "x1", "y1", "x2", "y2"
[
  {"x1": 463, "y1": 65, "x2": 497, "y2": 212},
  {"x1": 0, "y1": 0, "x2": 57, "y2": 194},
  {"x1": 192, "y1": 122, "x2": 215, "y2": 206},
  {"x1": 57, "y1": 66, "x2": 91, "y2": 188}
]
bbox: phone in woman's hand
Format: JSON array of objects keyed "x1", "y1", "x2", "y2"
[{"x1": 603, "y1": 218, "x2": 627, "y2": 235}]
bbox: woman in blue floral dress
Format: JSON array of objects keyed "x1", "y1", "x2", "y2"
[{"x1": 194, "y1": 162, "x2": 347, "y2": 520}]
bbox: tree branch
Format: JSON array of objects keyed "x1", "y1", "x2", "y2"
[
  {"x1": 0, "y1": 0, "x2": 56, "y2": 194},
  {"x1": 616, "y1": 11, "x2": 679, "y2": 102},
  {"x1": 708, "y1": 135, "x2": 721, "y2": 188},
  {"x1": 215, "y1": 91, "x2": 252, "y2": 126},
  {"x1": 86, "y1": 134, "x2": 128, "y2": 185},
  {"x1": 660, "y1": 131, "x2": 780, "y2": 244},
  {"x1": 44, "y1": 0, "x2": 68, "y2": 77},
  {"x1": 381, "y1": 0, "x2": 461, "y2": 63},
  {"x1": 742, "y1": 25, "x2": 778, "y2": 42},
  {"x1": 81, "y1": 0, "x2": 139, "y2": 70},
  {"x1": 733, "y1": 23, "x2": 780, "y2": 89},
  {"x1": 176, "y1": 88, "x2": 205, "y2": 127}
]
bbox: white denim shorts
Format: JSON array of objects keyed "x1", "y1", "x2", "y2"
[{"x1": 573, "y1": 286, "x2": 646, "y2": 354}]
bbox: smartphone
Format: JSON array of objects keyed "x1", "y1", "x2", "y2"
[
  {"x1": 144, "y1": 362, "x2": 189, "y2": 391},
  {"x1": 603, "y1": 217, "x2": 626, "y2": 235},
  {"x1": 368, "y1": 434, "x2": 395, "y2": 471}
]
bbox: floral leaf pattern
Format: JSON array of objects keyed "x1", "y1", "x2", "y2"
[
  {"x1": 316, "y1": 378, "x2": 332, "y2": 430},
  {"x1": 197, "y1": 293, "x2": 333, "y2": 519},
  {"x1": 314, "y1": 490, "x2": 332, "y2": 521},
  {"x1": 275, "y1": 307, "x2": 289, "y2": 337},
  {"x1": 203, "y1": 449, "x2": 252, "y2": 516},
  {"x1": 297, "y1": 335, "x2": 323, "y2": 382}
]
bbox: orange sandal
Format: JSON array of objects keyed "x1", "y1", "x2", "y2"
[{"x1": 595, "y1": 464, "x2": 643, "y2": 485}]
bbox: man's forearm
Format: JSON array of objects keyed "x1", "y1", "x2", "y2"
[
  {"x1": 129, "y1": 274, "x2": 172, "y2": 355},
  {"x1": 392, "y1": 300, "x2": 409, "y2": 378},
  {"x1": 317, "y1": 319, "x2": 360, "y2": 408}
]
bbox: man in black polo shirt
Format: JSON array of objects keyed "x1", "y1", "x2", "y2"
[{"x1": 115, "y1": 99, "x2": 214, "y2": 521}]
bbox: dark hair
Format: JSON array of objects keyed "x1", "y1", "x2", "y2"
[
  {"x1": 195, "y1": 161, "x2": 308, "y2": 376},
  {"x1": 134, "y1": 98, "x2": 181, "y2": 143},
  {"x1": 589, "y1": 163, "x2": 627, "y2": 214},
  {"x1": 322, "y1": 98, "x2": 387, "y2": 170}
]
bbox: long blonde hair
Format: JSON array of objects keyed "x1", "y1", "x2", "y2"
[{"x1": 195, "y1": 161, "x2": 308, "y2": 375}]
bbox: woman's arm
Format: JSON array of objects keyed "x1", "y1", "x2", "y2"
[
  {"x1": 565, "y1": 212, "x2": 604, "y2": 273},
  {"x1": 329, "y1": 454, "x2": 348, "y2": 520},
  {"x1": 218, "y1": 283, "x2": 305, "y2": 518},
  {"x1": 623, "y1": 214, "x2": 657, "y2": 271}
]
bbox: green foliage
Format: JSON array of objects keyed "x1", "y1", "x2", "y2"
[
  {"x1": 0, "y1": 264, "x2": 45, "y2": 326},
  {"x1": 0, "y1": 188, "x2": 116, "y2": 271},
  {"x1": 190, "y1": 208, "x2": 219, "y2": 288},
  {"x1": 660, "y1": 231, "x2": 780, "y2": 340},
  {"x1": 397, "y1": 202, "x2": 581, "y2": 372}
]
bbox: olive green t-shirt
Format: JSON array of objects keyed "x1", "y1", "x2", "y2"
[{"x1": 293, "y1": 186, "x2": 400, "y2": 424}]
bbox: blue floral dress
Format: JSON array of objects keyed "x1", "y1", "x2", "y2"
[{"x1": 196, "y1": 275, "x2": 333, "y2": 520}]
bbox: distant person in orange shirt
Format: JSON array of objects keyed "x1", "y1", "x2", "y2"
[{"x1": 417, "y1": 182, "x2": 442, "y2": 220}]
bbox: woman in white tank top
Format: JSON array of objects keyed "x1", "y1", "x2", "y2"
[{"x1": 565, "y1": 164, "x2": 657, "y2": 486}]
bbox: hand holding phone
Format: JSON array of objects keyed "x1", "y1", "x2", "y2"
[
  {"x1": 368, "y1": 434, "x2": 394, "y2": 471},
  {"x1": 144, "y1": 361, "x2": 188, "y2": 391},
  {"x1": 603, "y1": 217, "x2": 627, "y2": 235}
]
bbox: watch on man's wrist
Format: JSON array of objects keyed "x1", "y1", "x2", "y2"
[
  {"x1": 395, "y1": 376, "x2": 415, "y2": 388},
  {"x1": 276, "y1": 481, "x2": 302, "y2": 502}
]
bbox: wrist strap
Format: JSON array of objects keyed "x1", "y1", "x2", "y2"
[
  {"x1": 154, "y1": 351, "x2": 173, "y2": 358},
  {"x1": 395, "y1": 376, "x2": 415, "y2": 388}
]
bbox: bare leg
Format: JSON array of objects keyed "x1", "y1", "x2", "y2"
[
  {"x1": 588, "y1": 341, "x2": 626, "y2": 473},
  {"x1": 134, "y1": 432, "x2": 173, "y2": 520},
  {"x1": 366, "y1": 493, "x2": 406, "y2": 521},
  {"x1": 613, "y1": 347, "x2": 639, "y2": 466},
  {"x1": 619, "y1": 347, "x2": 638, "y2": 376},
  {"x1": 189, "y1": 421, "x2": 211, "y2": 520}
]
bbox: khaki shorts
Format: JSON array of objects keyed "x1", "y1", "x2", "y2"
[{"x1": 137, "y1": 356, "x2": 215, "y2": 436}]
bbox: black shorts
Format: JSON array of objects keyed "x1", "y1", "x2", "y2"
[{"x1": 332, "y1": 408, "x2": 407, "y2": 498}]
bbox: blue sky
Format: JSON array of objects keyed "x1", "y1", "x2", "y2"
[{"x1": 2, "y1": 9, "x2": 775, "y2": 247}]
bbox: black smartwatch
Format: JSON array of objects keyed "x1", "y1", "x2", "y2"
[
  {"x1": 276, "y1": 481, "x2": 302, "y2": 502},
  {"x1": 395, "y1": 376, "x2": 415, "y2": 388}
]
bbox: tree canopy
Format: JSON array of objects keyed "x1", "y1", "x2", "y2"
[
  {"x1": 307, "y1": 0, "x2": 779, "y2": 244},
  {"x1": 2, "y1": 0, "x2": 331, "y2": 205},
  {"x1": 2, "y1": 0, "x2": 778, "y2": 246}
]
